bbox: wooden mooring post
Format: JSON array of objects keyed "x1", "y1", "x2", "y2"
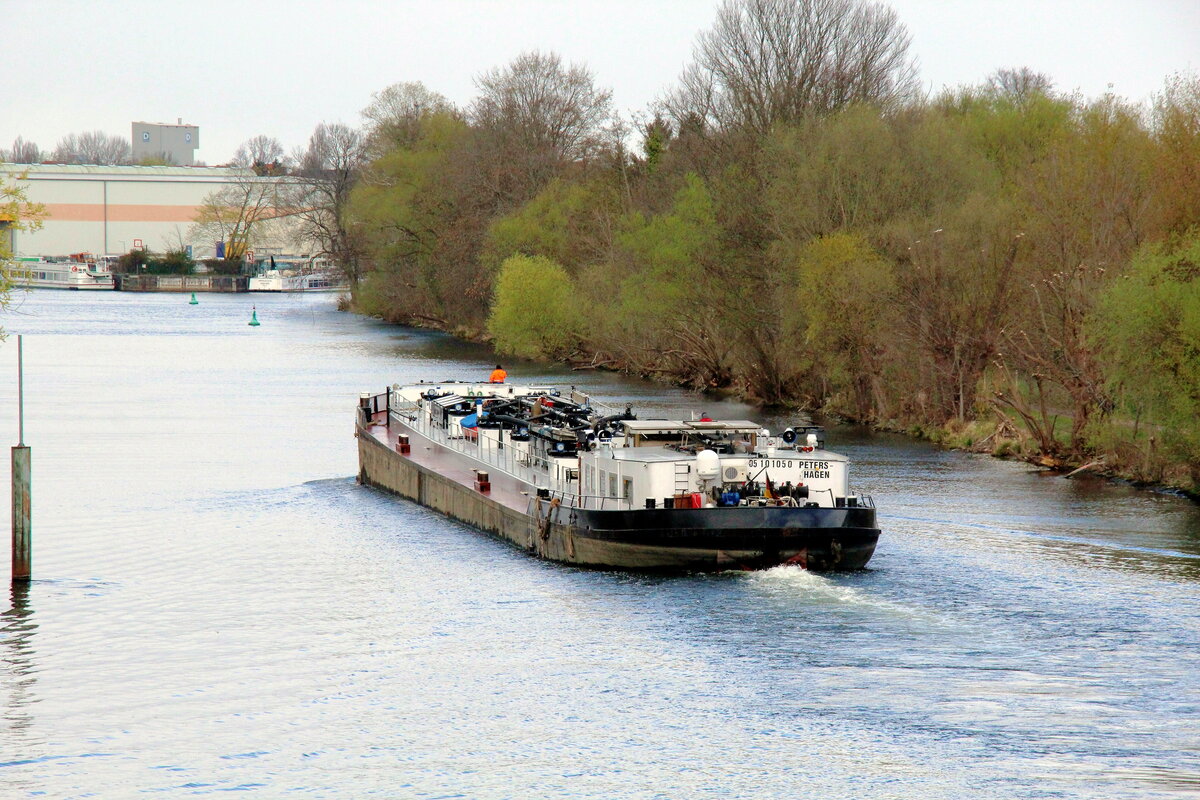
[{"x1": 12, "y1": 335, "x2": 30, "y2": 583}]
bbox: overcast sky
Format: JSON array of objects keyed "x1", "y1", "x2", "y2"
[{"x1": 5, "y1": 0, "x2": 1198, "y2": 164}]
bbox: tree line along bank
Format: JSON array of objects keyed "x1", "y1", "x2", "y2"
[
  {"x1": 9, "y1": 0, "x2": 1199, "y2": 494},
  {"x1": 347, "y1": 2, "x2": 1200, "y2": 495}
]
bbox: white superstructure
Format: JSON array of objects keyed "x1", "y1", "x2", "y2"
[{"x1": 388, "y1": 381, "x2": 862, "y2": 512}]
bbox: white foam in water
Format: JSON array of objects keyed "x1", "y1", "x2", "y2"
[{"x1": 745, "y1": 565, "x2": 958, "y2": 629}]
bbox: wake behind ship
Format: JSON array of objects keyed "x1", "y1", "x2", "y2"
[{"x1": 356, "y1": 381, "x2": 880, "y2": 571}]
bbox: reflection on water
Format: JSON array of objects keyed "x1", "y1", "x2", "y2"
[
  {"x1": 0, "y1": 291, "x2": 1196, "y2": 798},
  {"x1": 2, "y1": 583, "x2": 37, "y2": 738},
  {"x1": 1, "y1": 582, "x2": 42, "y2": 800}
]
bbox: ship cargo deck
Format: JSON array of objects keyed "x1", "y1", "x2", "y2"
[{"x1": 359, "y1": 407, "x2": 534, "y2": 515}]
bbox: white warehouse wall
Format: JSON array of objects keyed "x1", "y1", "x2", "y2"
[{"x1": 1, "y1": 164, "x2": 299, "y2": 259}]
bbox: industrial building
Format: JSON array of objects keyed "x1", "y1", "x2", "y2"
[
  {"x1": 1, "y1": 163, "x2": 296, "y2": 259},
  {"x1": 132, "y1": 120, "x2": 200, "y2": 166}
]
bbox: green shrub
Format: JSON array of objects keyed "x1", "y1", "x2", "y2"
[
  {"x1": 355, "y1": 272, "x2": 392, "y2": 319},
  {"x1": 117, "y1": 250, "x2": 150, "y2": 273},
  {"x1": 1092, "y1": 232, "x2": 1200, "y2": 480},
  {"x1": 488, "y1": 254, "x2": 580, "y2": 359},
  {"x1": 155, "y1": 248, "x2": 195, "y2": 274}
]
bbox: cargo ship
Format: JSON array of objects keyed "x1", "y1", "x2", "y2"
[{"x1": 356, "y1": 381, "x2": 880, "y2": 571}]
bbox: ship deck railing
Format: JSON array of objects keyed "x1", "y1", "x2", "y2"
[
  {"x1": 388, "y1": 396, "x2": 583, "y2": 498},
  {"x1": 804, "y1": 485, "x2": 876, "y2": 509},
  {"x1": 390, "y1": 403, "x2": 639, "y2": 511},
  {"x1": 533, "y1": 487, "x2": 638, "y2": 511}
]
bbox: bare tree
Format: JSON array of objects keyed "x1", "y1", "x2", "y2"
[
  {"x1": 471, "y1": 51, "x2": 614, "y2": 164},
  {"x1": 51, "y1": 131, "x2": 133, "y2": 165},
  {"x1": 189, "y1": 174, "x2": 283, "y2": 261},
  {"x1": 991, "y1": 95, "x2": 1152, "y2": 458},
  {"x1": 893, "y1": 202, "x2": 1025, "y2": 423},
  {"x1": 3, "y1": 137, "x2": 43, "y2": 164},
  {"x1": 285, "y1": 122, "x2": 366, "y2": 281},
  {"x1": 233, "y1": 135, "x2": 289, "y2": 175},
  {"x1": 667, "y1": 0, "x2": 919, "y2": 134},
  {"x1": 992, "y1": 263, "x2": 1110, "y2": 460},
  {"x1": 361, "y1": 81, "x2": 455, "y2": 155},
  {"x1": 1152, "y1": 72, "x2": 1200, "y2": 234},
  {"x1": 987, "y1": 67, "x2": 1054, "y2": 103},
  {"x1": 467, "y1": 51, "x2": 616, "y2": 209}
]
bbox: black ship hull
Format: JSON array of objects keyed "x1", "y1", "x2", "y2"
[{"x1": 558, "y1": 506, "x2": 878, "y2": 571}]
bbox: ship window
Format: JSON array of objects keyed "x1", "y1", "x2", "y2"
[
  {"x1": 598, "y1": 470, "x2": 606, "y2": 494},
  {"x1": 622, "y1": 478, "x2": 633, "y2": 500},
  {"x1": 608, "y1": 474, "x2": 617, "y2": 498}
]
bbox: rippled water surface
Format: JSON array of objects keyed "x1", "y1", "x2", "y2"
[{"x1": 1, "y1": 291, "x2": 1197, "y2": 799}]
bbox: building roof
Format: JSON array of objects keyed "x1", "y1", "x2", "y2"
[
  {"x1": 1, "y1": 163, "x2": 253, "y2": 179},
  {"x1": 622, "y1": 419, "x2": 763, "y2": 434}
]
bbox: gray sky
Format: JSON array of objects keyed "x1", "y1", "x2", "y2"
[{"x1": 6, "y1": 0, "x2": 1198, "y2": 164}]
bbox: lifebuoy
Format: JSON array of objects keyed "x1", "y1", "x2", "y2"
[{"x1": 71, "y1": 266, "x2": 79, "y2": 272}]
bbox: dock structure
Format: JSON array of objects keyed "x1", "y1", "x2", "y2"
[{"x1": 115, "y1": 274, "x2": 248, "y2": 292}]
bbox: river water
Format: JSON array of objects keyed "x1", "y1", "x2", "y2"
[{"x1": 0, "y1": 290, "x2": 1196, "y2": 799}]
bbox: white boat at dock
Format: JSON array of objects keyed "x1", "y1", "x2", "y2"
[
  {"x1": 10, "y1": 255, "x2": 115, "y2": 290},
  {"x1": 248, "y1": 257, "x2": 348, "y2": 292}
]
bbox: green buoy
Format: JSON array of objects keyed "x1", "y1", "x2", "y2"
[
  {"x1": 249, "y1": 307, "x2": 261, "y2": 327},
  {"x1": 189, "y1": 292, "x2": 198, "y2": 305}
]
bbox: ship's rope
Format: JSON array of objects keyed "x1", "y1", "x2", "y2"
[{"x1": 540, "y1": 497, "x2": 561, "y2": 541}]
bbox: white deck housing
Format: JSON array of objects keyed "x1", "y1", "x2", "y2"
[{"x1": 388, "y1": 382, "x2": 866, "y2": 512}]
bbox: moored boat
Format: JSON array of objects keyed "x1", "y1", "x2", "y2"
[
  {"x1": 11, "y1": 255, "x2": 115, "y2": 290},
  {"x1": 357, "y1": 381, "x2": 881, "y2": 572},
  {"x1": 248, "y1": 257, "x2": 348, "y2": 292}
]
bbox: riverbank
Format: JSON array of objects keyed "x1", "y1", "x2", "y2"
[{"x1": 890, "y1": 416, "x2": 1200, "y2": 501}]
